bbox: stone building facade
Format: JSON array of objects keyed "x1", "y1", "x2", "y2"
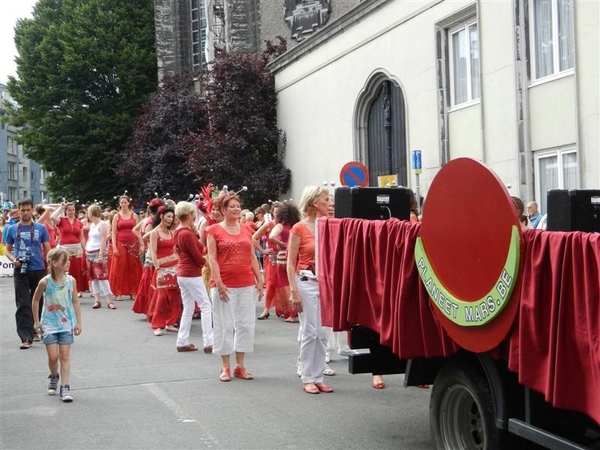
[{"x1": 154, "y1": 0, "x2": 361, "y2": 80}]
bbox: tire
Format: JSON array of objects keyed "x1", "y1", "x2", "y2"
[{"x1": 430, "y1": 361, "x2": 504, "y2": 450}]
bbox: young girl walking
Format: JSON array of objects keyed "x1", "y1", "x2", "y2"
[{"x1": 32, "y1": 248, "x2": 82, "y2": 403}]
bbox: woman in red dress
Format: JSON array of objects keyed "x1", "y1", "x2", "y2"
[
  {"x1": 252, "y1": 203, "x2": 281, "y2": 320},
  {"x1": 132, "y1": 199, "x2": 162, "y2": 316},
  {"x1": 147, "y1": 206, "x2": 181, "y2": 336},
  {"x1": 268, "y1": 201, "x2": 301, "y2": 322},
  {"x1": 109, "y1": 195, "x2": 143, "y2": 300},
  {"x1": 50, "y1": 202, "x2": 88, "y2": 296}
]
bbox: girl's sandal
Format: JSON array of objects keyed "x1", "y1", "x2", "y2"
[
  {"x1": 92, "y1": 301, "x2": 101, "y2": 309},
  {"x1": 107, "y1": 302, "x2": 117, "y2": 310}
]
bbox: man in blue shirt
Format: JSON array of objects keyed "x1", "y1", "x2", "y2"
[
  {"x1": 5, "y1": 198, "x2": 51, "y2": 349},
  {"x1": 527, "y1": 201, "x2": 542, "y2": 228}
]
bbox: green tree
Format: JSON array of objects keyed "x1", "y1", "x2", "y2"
[{"x1": 4, "y1": 0, "x2": 157, "y2": 203}]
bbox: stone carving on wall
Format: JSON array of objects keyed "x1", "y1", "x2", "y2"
[{"x1": 284, "y1": 0, "x2": 330, "y2": 42}]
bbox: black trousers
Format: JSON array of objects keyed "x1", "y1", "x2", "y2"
[{"x1": 13, "y1": 270, "x2": 45, "y2": 343}]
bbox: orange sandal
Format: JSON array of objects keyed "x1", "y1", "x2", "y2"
[
  {"x1": 233, "y1": 367, "x2": 253, "y2": 380},
  {"x1": 219, "y1": 368, "x2": 231, "y2": 382},
  {"x1": 302, "y1": 383, "x2": 320, "y2": 394},
  {"x1": 315, "y1": 383, "x2": 334, "y2": 393}
]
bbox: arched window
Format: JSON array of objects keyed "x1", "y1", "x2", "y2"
[{"x1": 354, "y1": 72, "x2": 407, "y2": 187}]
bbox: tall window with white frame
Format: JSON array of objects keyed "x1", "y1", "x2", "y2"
[
  {"x1": 191, "y1": 0, "x2": 207, "y2": 71},
  {"x1": 530, "y1": 0, "x2": 574, "y2": 81},
  {"x1": 448, "y1": 18, "x2": 480, "y2": 107},
  {"x1": 535, "y1": 147, "x2": 578, "y2": 213}
]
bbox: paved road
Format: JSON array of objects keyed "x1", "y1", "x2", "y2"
[{"x1": 0, "y1": 275, "x2": 434, "y2": 450}]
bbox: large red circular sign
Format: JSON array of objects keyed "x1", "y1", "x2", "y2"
[{"x1": 417, "y1": 158, "x2": 522, "y2": 352}]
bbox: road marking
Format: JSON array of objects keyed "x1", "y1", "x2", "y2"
[{"x1": 143, "y1": 383, "x2": 220, "y2": 447}]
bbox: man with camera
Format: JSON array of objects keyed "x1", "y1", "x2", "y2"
[{"x1": 5, "y1": 198, "x2": 51, "y2": 349}]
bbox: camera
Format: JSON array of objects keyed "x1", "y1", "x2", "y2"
[{"x1": 17, "y1": 257, "x2": 29, "y2": 274}]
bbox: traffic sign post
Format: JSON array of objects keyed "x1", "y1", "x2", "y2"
[
  {"x1": 412, "y1": 150, "x2": 422, "y2": 212},
  {"x1": 339, "y1": 161, "x2": 369, "y2": 187}
]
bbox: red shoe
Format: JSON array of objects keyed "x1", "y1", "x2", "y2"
[
  {"x1": 219, "y1": 368, "x2": 231, "y2": 382},
  {"x1": 302, "y1": 383, "x2": 320, "y2": 394},
  {"x1": 176, "y1": 344, "x2": 198, "y2": 352},
  {"x1": 233, "y1": 367, "x2": 253, "y2": 380},
  {"x1": 315, "y1": 383, "x2": 334, "y2": 393}
]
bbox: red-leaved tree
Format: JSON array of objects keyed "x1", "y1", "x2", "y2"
[{"x1": 120, "y1": 38, "x2": 290, "y2": 207}]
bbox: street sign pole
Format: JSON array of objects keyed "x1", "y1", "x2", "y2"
[{"x1": 412, "y1": 150, "x2": 422, "y2": 213}]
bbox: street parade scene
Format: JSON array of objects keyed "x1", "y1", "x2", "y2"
[{"x1": 1, "y1": 0, "x2": 599, "y2": 449}]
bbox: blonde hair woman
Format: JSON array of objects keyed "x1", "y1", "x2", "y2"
[{"x1": 287, "y1": 186, "x2": 333, "y2": 394}]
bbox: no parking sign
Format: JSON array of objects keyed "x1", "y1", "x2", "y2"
[{"x1": 339, "y1": 162, "x2": 369, "y2": 187}]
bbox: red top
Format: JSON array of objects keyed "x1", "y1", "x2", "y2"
[
  {"x1": 155, "y1": 233, "x2": 175, "y2": 260},
  {"x1": 174, "y1": 227, "x2": 206, "y2": 277},
  {"x1": 290, "y1": 221, "x2": 314, "y2": 273},
  {"x1": 116, "y1": 213, "x2": 137, "y2": 242},
  {"x1": 243, "y1": 222, "x2": 257, "y2": 233},
  {"x1": 45, "y1": 222, "x2": 57, "y2": 248},
  {"x1": 56, "y1": 217, "x2": 83, "y2": 245},
  {"x1": 207, "y1": 224, "x2": 255, "y2": 288}
]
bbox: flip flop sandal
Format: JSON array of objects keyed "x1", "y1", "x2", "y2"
[{"x1": 177, "y1": 344, "x2": 198, "y2": 352}]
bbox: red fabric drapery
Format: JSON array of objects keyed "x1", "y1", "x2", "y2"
[{"x1": 319, "y1": 218, "x2": 600, "y2": 425}]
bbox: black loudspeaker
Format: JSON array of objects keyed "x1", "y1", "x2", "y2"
[
  {"x1": 334, "y1": 187, "x2": 411, "y2": 220},
  {"x1": 546, "y1": 189, "x2": 600, "y2": 232}
]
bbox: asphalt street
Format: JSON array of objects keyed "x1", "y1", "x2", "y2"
[{"x1": 0, "y1": 275, "x2": 434, "y2": 450}]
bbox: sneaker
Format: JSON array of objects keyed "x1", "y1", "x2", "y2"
[
  {"x1": 60, "y1": 385, "x2": 73, "y2": 402},
  {"x1": 47, "y1": 374, "x2": 59, "y2": 395}
]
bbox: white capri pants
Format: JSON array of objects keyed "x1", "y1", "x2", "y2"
[
  {"x1": 297, "y1": 276, "x2": 328, "y2": 384},
  {"x1": 211, "y1": 285, "x2": 256, "y2": 355},
  {"x1": 177, "y1": 276, "x2": 214, "y2": 348}
]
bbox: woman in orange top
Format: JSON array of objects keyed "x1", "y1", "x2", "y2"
[
  {"x1": 109, "y1": 195, "x2": 143, "y2": 299},
  {"x1": 207, "y1": 193, "x2": 263, "y2": 382},
  {"x1": 287, "y1": 186, "x2": 333, "y2": 395}
]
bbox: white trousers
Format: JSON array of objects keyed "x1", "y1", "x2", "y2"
[
  {"x1": 211, "y1": 285, "x2": 256, "y2": 355},
  {"x1": 297, "y1": 276, "x2": 328, "y2": 384},
  {"x1": 326, "y1": 329, "x2": 352, "y2": 353},
  {"x1": 90, "y1": 280, "x2": 112, "y2": 297},
  {"x1": 177, "y1": 276, "x2": 214, "y2": 348}
]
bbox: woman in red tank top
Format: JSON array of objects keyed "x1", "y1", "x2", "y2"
[
  {"x1": 147, "y1": 206, "x2": 181, "y2": 336},
  {"x1": 109, "y1": 195, "x2": 143, "y2": 300},
  {"x1": 50, "y1": 202, "x2": 89, "y2": 296}
]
